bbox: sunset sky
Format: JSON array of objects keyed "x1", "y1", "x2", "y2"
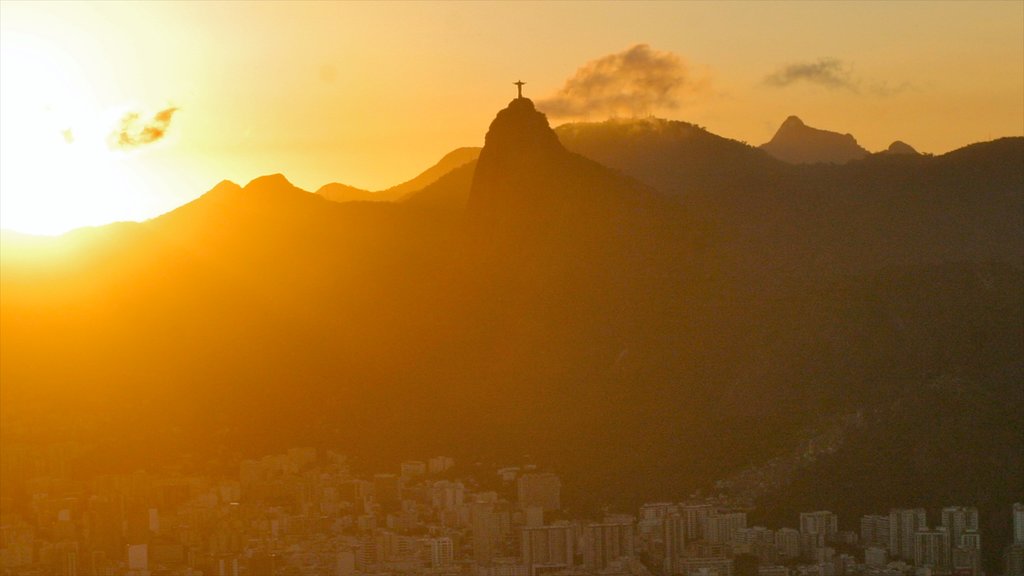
[{"x1": 1, "y1": 1, "x2": 1022, "y2": 235}]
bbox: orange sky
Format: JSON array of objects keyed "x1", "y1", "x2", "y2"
[{"x1": 1, "y1": 1, "x2": 1022, "y2": 234}]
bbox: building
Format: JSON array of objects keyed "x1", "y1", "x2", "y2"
[
  {"x1": 521, "y1": 523, "x2": 575, "y2": 573},
  {"x1": 890, "y1": 508, "x2": 927, "y2": 561},
  {"x1": 776, "y1": 528, "x2": 802, "y2": 560},
  {"x1": 800, "y1": 512, "x2": 838, "y2": 548},
  {"x1": 940, "y1": 507, "x2": 979, "y2": 550},
  {"x1": 681, "y1": 503, "x2": 716, "y2": 542},
  {"x1": 428, "y1": 456, "x2": 455, "y2": 475},
  {"x1": 584, "y1": 520, "x2": 635, "y2": 572},
  {"x1": 865, "y1": 547, "x2": 888, "y2": 567},
  {"x1": 400, "y1": 461, "x2": 426, "y2": 479},
  {"x1": 427, "y1": 537, "x2": 454, "y2": 569},
  {"x1": 706, "y1": 512, "x2": 747, "y2": 545},
  {"x1": 676, "y1": 556, "x2": 733, "y2": 576},
  {"x1": 472, "y1": 500, "x2": 504, "y2": 566},
  {"x1": 1014, "y1": 503, "x2": 1024, "y2": 545},
  {"x1": 1004, "y1": 543, "x2": 1024, "y2": 576},
  {"x1": 860, "y1": 515, "x2": 890, "y2": 549},
  {"x1": 914, "y1": 528, "x2": 951, "y2": 574},
  {"x1": 664, "y1": 513, "x2": 687, "y2": 574},
  {"x1": 516, "y1": 473, "x2": 561, "y2": 512}
]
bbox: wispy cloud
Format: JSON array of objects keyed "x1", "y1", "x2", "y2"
[
  {"x1": 537, "y1": 44, "x2": 708, "y2": 119},
  {"x1": 109, "y1": 106, "x2": 179, "y2": 150},
  {"x1": 763, "y1": 58, "x2": 858, "y2": 91}
]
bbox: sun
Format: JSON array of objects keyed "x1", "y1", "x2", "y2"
[{"x1": 0, "y1": 32, "x2": 156, "y2": 236}]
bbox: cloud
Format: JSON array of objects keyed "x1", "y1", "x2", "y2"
[
  {"x1": 763, "y1": 58, "x2": 858, "y2": 91},
  {"x1": 109, "y1": 106, "x2": 179, "y2": 149},
  {"x1": 537, "y1": 44, "x2": 708, "y2": 119}
]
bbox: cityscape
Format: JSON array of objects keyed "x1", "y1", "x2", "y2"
[
  {"x1": 1, "y1": 4, "x2": 1021, "y2": 576},
  {"x1": 1, "y1": 446, "x2": 1022, "y2": 576}
]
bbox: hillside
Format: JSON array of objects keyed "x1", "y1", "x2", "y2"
[
  {"x1": 1, "y1": 102, "x2": 1021, "y2": 563},
  {"x1": 315, "y1": 147, "x2": 481, "y2": 204},
  {"x1": 760, "y1": 115, "x2": 869, "y2": 164}
]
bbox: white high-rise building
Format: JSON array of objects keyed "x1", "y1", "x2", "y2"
[
  {"x1": 890, "y1": 508, "x2": 927, "y2": 561},
  {"x1": 860, "y1": 515, "x2": 890, "y2": 549},
  {"x1": 706, "y1": 512, "x2": 747, "y2": 545},
  {"x1": 521, "y1": 523, "x2": 575, "y2": 571},
  {"x1": 775, "y1": 528, "x2": 802, "y2": 559},
  {"x1": 914, "y1": 527, "x2": 952, "y2": 573},
  {"x1": 428, "y1": 537, "x2": 454, "y2": 568},
  {"x1": 584, "y1": 520, "x2": 635, "y2": 572},
  {"x1": 800, "y1": 511, "x2": 838, "y2": 547},
  {"x1": 680, "y1": 503, "x2": 715, "y2": 542},
  {"x1": 941, "y1": 506, "x2": 979, "y2": 549}
]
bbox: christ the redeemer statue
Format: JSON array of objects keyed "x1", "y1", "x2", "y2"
[{"x1": 514, "y1": 80, "x2": 525, "y2": 99}]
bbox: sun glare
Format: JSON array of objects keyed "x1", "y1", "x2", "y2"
[{"x1": 0, "y1": 33, "x2": 161, "y2": 236}]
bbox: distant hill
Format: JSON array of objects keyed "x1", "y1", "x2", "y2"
[
  {"x1": 315, "y1": 181, "x2": 381, "y2": 203},
  {"x1": 881, "y1": 140, "x2": 920, "y2": 155},
  {"x1": 555, "y1": 118, "x2": 1023, "y2": 273},
  {"x1": 383, "y1": 146, "x2": 480, "y2": 199},
  {"x1": 401, "y1": 159, "x2": 477, "y2": 213},
  {"x1": 315, "y1": 147, "x2": 480, "y2": 204},
  {"x1": 760, "y1": 115, "x2": 869, "y2": 164}
]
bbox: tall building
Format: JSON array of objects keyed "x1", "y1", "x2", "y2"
[
  {"x1": 800, "y1": 511, "x2": 838, "y2": 547},
  {"x1": 427, "y1": 537, "x2": 454, "y2": 569},
  {"x1": 680, "y1": 503, "x2": 715, "y2": 542},
  {"x1": 1014, "y1": 503, "x2": 1024, "y2": 544},
  {"x1": 516, "y1": 473, "x2": 561, "y2": 512},
  {"x1": 941, "y1": 507, "x2": 979, "y2": 549},
  {"x1": 706, "y1": 512, "x2": 747, "y2": 545},
  {"x1": 472, "y1": 500, "x2": 504, "y2": 566},
  {"x1": 521, "y1": 523, "x2": 575, "y2": 571},
  {"x1": 860, "y1": 515, "x2": 890, "y2": 549},
  {"x1": 584, "y1": 520, "x2": 635, "y2": 572},
  {"x1": 775, "y1": 528, "x2": 801, "y2": 560},
  {"x1": 400, "y1": 461, "x2": 426, "y2": 479},
  {"x1": 428, "y1": 456, "x2": 454, "y2": 475},
  {"x1": 430, "y1": 480, "x2": 464, "y2": 511},
  {"x1": 890, "y1": 508, "x2": 927, "y2": 561},
  {"x1": 914, "y1": 528, "x2": 951, "y2": 574},
  {"x1": 663, "y1": 513, "x2": 687, "y2": 575},
  {"x1": 1004, "y1": 543, "x2": 1024, "y2": 576}
]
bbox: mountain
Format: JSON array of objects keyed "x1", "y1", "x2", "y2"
[
  {"x1": 881, "y1": 140, "x2": 920, "y2": 155},
  {"x1": 2, "y1": 101, "x2": 1021, "y2": 564},
  {"x1": 382, "y1": 146, "x2": 480, "y2": 199},
  {"x1": 315, "y1": 147, "x2": 480, "y2": 204},
  {"x1": 401, "y1": 159, "x2": 477, "y2": 213},
  {"x1": 760, "y1": 115, "x2": 869, "y2": 164},
  {"x1": 315, "y1": 181, "x2": 380, "y2": 203},
  {"x1": 555, "y1": 118, "x2": 1023, "y2": 274}
]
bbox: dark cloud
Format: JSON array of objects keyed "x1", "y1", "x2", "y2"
[
  {"x1": 537, "y1": 44, "x2": 707, "y2": 119},
  {"x1": 763, "y1": 58, "x2": 858, "y2": 91},
  {"x1": 109, "y1": 106, "x2": 179, "y2": 149}
]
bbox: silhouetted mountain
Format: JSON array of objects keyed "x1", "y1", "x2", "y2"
[
  {"x1": 315, "y1": 147, "x2": 480, "y2": 204},
  {"x1": 760, "y1": 115, "x2": 869, "y2": 164},
  {"x1": 401, "y1": 159, "x2": 477, "y2": 213},
  {"x1": 881, "y1": 140, "x2": 919, "y2": 155},
  {"x1": 1, "y1": 101, "x2": 1021, "y2": 566},
  {"x1": 315, "y1": 181, "x2": 379, "y2": 203},
  {"x1": 383, "y1": 146, "x2": 480, "y2": 199},
  {"x1": 555, "y1": 118, "x2": 1022, "y2": 273}
]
